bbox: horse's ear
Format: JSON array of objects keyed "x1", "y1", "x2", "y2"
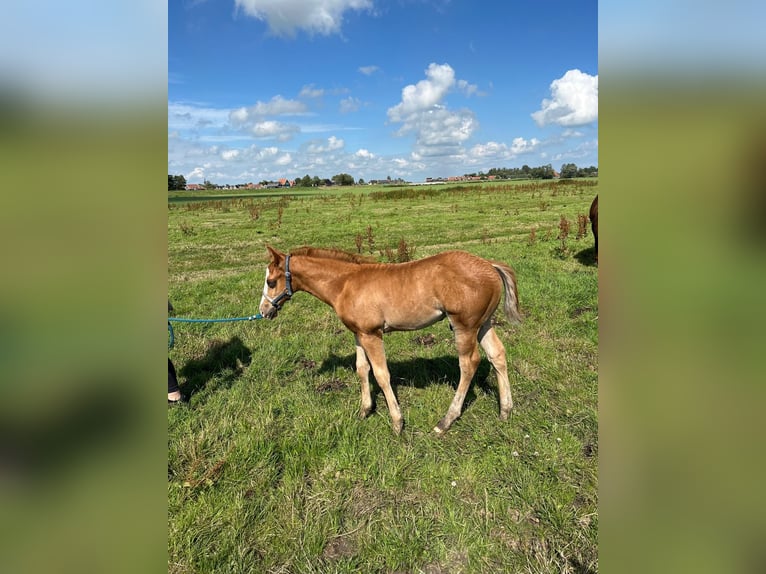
[{"x1": 266, "y1": 245, "x2": 284, "y2": 264}]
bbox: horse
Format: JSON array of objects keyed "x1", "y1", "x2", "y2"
[
  {"x1": 259, "y1": 245, "x2": 522, "y2": 435},
  {"x1": 590, "y1": 195, "x2": 598, "y2": 262}
]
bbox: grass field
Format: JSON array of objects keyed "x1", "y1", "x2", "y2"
[{"x1": 168, "y1": 179, "x2": 598, "y2": 573}]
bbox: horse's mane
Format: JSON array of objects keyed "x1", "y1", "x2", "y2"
[{"x1": 290, "y1": 246, "x2": 377, "y2": 265}]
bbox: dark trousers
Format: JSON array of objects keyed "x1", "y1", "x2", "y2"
[{"x1": 168, "y1": 358, "x2": 180, "y2": 394}]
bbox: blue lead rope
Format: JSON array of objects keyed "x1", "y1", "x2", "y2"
[{"x1": 168, "y1": 313, "x2": 263, "y2": 349}]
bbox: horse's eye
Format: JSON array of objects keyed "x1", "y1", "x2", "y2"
[{"x1": 267, "y1": 279, "x2": 277, "y2": 289}]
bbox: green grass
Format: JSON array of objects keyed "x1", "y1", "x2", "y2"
[
  {"x1": 167, "y1": 182, "x2": 421, "y2": 203},
  {"x1": 168, "y1": 179, "x2": 598, "y2": 573}
]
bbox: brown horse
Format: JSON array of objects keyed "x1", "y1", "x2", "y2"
[
  {"x1": 590, "y1": 195, "x2": 598, "y2": 262},
  {"x1": 259, "y1": 246, "x2": 521, "y2": 435}
]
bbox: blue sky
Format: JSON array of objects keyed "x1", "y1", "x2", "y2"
[{"x1": 169, "y1": 0, "x2": 598, "y2": 184}]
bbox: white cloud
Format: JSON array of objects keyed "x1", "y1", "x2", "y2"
[
  {"x1": 251, "y1": 120, "x2": 300, "y2": 141},
  {"x1": 300, "y1": 123, "x2": 357, "y2": 133},
  {"x1": 532, "y1": 69, "x2": 598, "y2": 127},
  {"x1": 234, "y1": 0, "x2": 374, "y2": 37},
  {"x1": 169, "y1": 102, "x2": 230, "y2": 131},
  {"x1": 229, "y1": 107, "x2": 249, "y2": 124},
  {"x1": 275, "y1": 153, "x2": 293, "y2": 166},
  {"x1": 339, "y1": 96, "x2": 361, "y2": 113},
  {"x1": 251, "y1": 121, "x2": 278, "y2": 136},
  {"x1": 223, "y1": 96, "x2": 307, "y2": 142},
  {"x1": 171, "y1": 136, "x2": 313, "y2": 184},
  {"x1": 510, "y1": 137, "x2": 540, "y2": 154},
  {"x1": 327, "y1": 135, "x2": 344, "y2": 150},
  {"x1": 259, "y1": 146, "x2": 280, "y2": 158},
  {"x1": 387, "y1": 63, "x2": 456, "y2": 122},
  {"x1": 359, "y1": 65, "x2": 379, "y2": 75},
  {"x1": 469, "y1": 141, "x2": 507, "y2": 159},
  {"x1": 188, "y1": 167, "x2": 206, "y2": 180},
  {"x1": 468, "y1": 137, "x2": 540, "y2": 162},
  {"x1": 169, "y1": 66, "x2": 596, "y2": 184},
  {"x1": 405, "y1": 108, "x2": 476, "y2": 146},
  {"x1": 229, "y1": 96, "x2": 307, "y2": 125},
  {"x1": 387, "y1": 63, "x2": 479, "y2": 158},
  {"x1": 354, "y1": 148, "x2": 374, "y2": 159},
  {"x1": 299, "y1": 85, "x2": 324, "y2": 98},
  {"x1": 306, "y1": 136, "x2": 345, "y2": 153},
  {"x1": 457, "y1": 79, "x2": 479, "y2": 97}
]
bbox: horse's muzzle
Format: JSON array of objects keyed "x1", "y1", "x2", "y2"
[{"x1": 263, "y1": 305, "x2": 279, "y2": 320}]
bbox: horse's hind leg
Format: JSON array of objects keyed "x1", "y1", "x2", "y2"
[
  {"x1": 357, "y1": 331, "x2": 403, "y2": 435},
  {"x1": 434, "y1": 329, "x2": 481, "y2": 434},
  {"x1": 478, "y1": 321, "x2": 513, "y2": 421},
  {"x1": 354, "y1": 334, "x2": 374, "y2": 419}
]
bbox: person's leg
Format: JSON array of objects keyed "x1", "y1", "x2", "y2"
[{"x1": 168, "y1": 358, "x2": 183, "y2": 402}]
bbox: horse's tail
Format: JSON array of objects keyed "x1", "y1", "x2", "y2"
[{"x1": 491, "y1": 261, "x2": 522, "y2": 324}]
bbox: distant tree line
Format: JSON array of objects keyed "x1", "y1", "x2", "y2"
[
  {"x1": 168, "y1": 174, "x2": 187, "y2": 190},
  {"x1": 169, "y1": 175, "x2": 219, "y2": 190},
  {"x1": 474, "y1": 163, "x2": 597, "y2": 180},
  {"x1": 476, "y1": 165, "x2": 555, "y2": 180},
  {"x1": 558, "y1": 163, "x2": 598, "y2": 178},
  {"x1": 291, "y1": 173, "x2": 357, "y2": 187},
  {"x1": 291, "y1": 175, "x2": 324, "y2": 188},
  {"x1": 170, "y1": 162, "x2": 597, "y2": 191}
]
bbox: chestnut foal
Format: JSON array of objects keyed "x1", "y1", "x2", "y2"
[{"x1": 259, "y1": 246, "x2": 521, "y2": 434}]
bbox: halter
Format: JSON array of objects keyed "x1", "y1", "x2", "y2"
[{"x1": 263, "y1": 254, "x2": 293, "y2": 310}]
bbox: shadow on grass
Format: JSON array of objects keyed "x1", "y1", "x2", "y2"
[
  {"x1": 178, "y1": 336, "x2": 252, "y2": 399},
  {"x1": 574, "y1": 245, "x2": 598, "y2": 266},
  {"x1": 318, "y1": 352, "x2": 493, "y2": 414}
]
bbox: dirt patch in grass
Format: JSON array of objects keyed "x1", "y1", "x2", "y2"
[
  {"x1": 316, "y1": 378, "x2": 348, "y2": 393},
  {"x1": 322, "y1": 536, "x2": 357, "y2": 560},
  {"x1": 413, "y1": 333, "x2": 437, "y2": 347},
  {"x1": 348, "y1": 483, "x2": 385, "y2": 520},
  {"x1": 297, "y1": 357, "x2": 317, "y2": 370}
]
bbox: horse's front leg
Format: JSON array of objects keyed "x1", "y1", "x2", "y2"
[
  {"x1": 354, "y1": 334, "x2": 374, "y2": 419},
  {"x1": 357, "y1": 331, "x2": 403, "y2": 435}
]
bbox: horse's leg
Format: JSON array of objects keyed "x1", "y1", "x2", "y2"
[
  {"x1": 434, "y1": 328, "x2": 481, "y2": 434},
  {"x1": 478, "y1": 321, "x2": 513, "y2": 421},
  {"x1": 357, "y1": 331, "x2": 403, "y2": 435},
  {"x1": 354, "y1": 334, "x2": 374, "y2": 419}
]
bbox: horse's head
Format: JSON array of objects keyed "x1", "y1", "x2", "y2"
[{"x1": 259, "y1": 245, "x2": 293, "y2": 319}]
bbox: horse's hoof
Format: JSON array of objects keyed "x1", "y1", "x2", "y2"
[
  {"x1": 392, "y1": 420, "x2": 403, "y2": 435},
  {"x1": 434, "y1": 419, "x2": 450, "y2": 434}
]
